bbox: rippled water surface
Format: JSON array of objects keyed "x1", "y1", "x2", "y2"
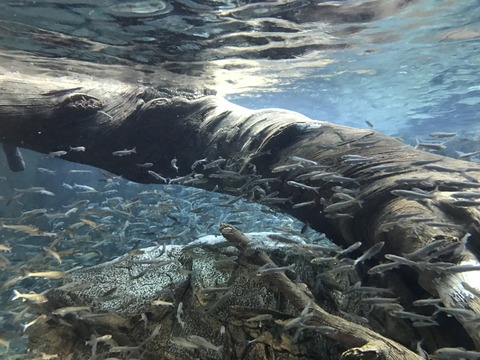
[{"x1": 1, "y1": 0, "x2": 479, "y2": 136}]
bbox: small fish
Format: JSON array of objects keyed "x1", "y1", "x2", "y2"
[
  {"x1": 171, "y1": 157, "x2": 179, "y2": 173},
  {"x1": 112, "y1": 147, "x2": 136, "y2": 156},
  {"x1": 0, "y1": 223, "x2": 56, "y2": 237},
  {"x1": 0, "y1": 338, "x2": 9, "y2": 352},
  {"x1": 52, "y1": 306, "x2": 91, "y2": 316},
  {"x1": 20, "y1": 208, "x2": 48, "y2": 219},
  {"x1": 38, "y1": 189, "x2": 55, "y2": 196},
  {"x1": 391, "y1": 310, "x2": 434, "y2": 322},
  {"x1": 142, "y1": 324, "x2": 162, "y2": 345},
  {"x1": 12, "y1": 289, "x2": 48, "y2": 303},
  {"x1": 191, "y1": 158, "x2": 207, "y2": 171},
  {"x1": 95, "y1": 286, "x2": 118, "y2": 302},
  {"x1": 342, "y1": 154, "x2": 373, "y2": 163},
  {"x1": 0, "y1": 244, "x2": 12, "y2": 253},
  {"x1": 64, "y1": 207, "x2": 78, "y2": 216},
  {"x1": 412, "y1": 298, "x2": 443, "y2": 307},
  {"x1": 450, "y1": 199, "x2": 480, "y2": 207},
  {"x1": 246, "y1": 314, "x2": 273, "y2": 322},
  {"x1": 415, "y1": 339, "x2": 429, "y2": 360},
  {"x1": 271, "y1": 163, "x2": 303, "y2": 173},
  {"x1": 429, "y1": 132, "x2": 457, "y2": 138},
  {"x1": 403, "y1": 239, "x2": 451, "y2": 260},
  {"x1": 450, "y1": 191, "x2": 480, "y2": 199},
  {"x1": 433, "y1": 305, "x2": 477, "y2": 320},
  {"x1": 0, "y1": 253, "x2": 11, "y2": 269},
  {"x1": 415, "y1": 139, "x2": 447, "y2": 151},
  {"x1": 109, "y1": 346, "x2": 140, "y2": 353},
  {"x1": 69, "y1": 146, "x2": 86, "y2": 152},
  {"x1": 80, "y1": 218, "x2": 98, "y2": 229},
  {"x1": 48, "y1": 150, "x2": 68, "y2": 157},
  {"x1": 323, "y1": 199, "x2": 362, "y2": 213},
  {"x1": 177, "y1": 302, "x2": 185, "y2": 328},
  {"x1": 353, "y1": 242, "x2": 384, "y2": 266},
  {"x1": 256, "y1": 263, "x2": 295, "y2": 276},
  {"x1": 367, "y1": 262, "x2": 400, "y2": 275},
  {"x1": 68, "y1": 170, "x2": 92, "y2": 174},
  {"x1": 325, "y1": 213, "x2": 354, "y2": 219},
  {"x1": 2, "y1": 275, "x2": 25, "y2": 289},
  {"x1": 365, "y1": 120, "x2": 374, "y2": 128},
  {"x1": 204, "y1": 158, "x2": 226, "y2": 169},
  {"x1": 361, "y1": 297, "x2": 400, "y2": 305},
  {"x1": 347, "y1": 281, "x2": 394, "y2": 295},
  {"x1": 286, "y1": 180, "x2": 320, "y2": 193},
  {"x1": 73, "y1": 183, "x2": 96, "y2": 192},
  {"x1": 267, "y1": 234, "x2": 302, "y2": 245},
  {"x1": 432, "y1": 347, "x2": 480, "y2": 359},
  {"x1": 26, "y1": 271, "x2": 66, "y2": 279},
  {"x1": 43, "y1": 247, "x2": 62, "y2": 264},
  {"x1": 390, "y1": 189, "x2": 434, "y2": 200},
  {"x1": 444, "y1": 264, "x2": 480, "y2": 273},
  {"x1": 136, "y1": 162, "x2": 153, "y2": 168},
  {"x1": 23, "y1": 314, "x2": 48, "y2": 332},
  {"x1": 384, "y1": 254, "x2": 417, "y2": 267},
  {"x1": 151, "y1": 299, "x2": 174, "y2": 307},
  {"x1": 170, "y1": 337, "x2": 199, "y2": 350},
  {"x1": 148, "y1": 170, "x2": 168, "y2": 184},
  {"x1": 289, "y1": 156, "x2": 317, "y2": 166},
  {"x1": 337, "y1": 241, "x2": 362, "y2": 256},
  {"x1": 326, "y1": 174, "x2": 359, "y2": 184},
  {"x1": 38, "y1": 167, "x2": 56, "y2": 175},
  {"x1": 200, "y1": 286, "x2": 232, "y2": 294},
  {"x1": 62, "y1": 199, "x2": 90, "y2": 208},
  {"x1": 15, "y1": 186, "x2": 48, "y2": 193},
  {"x1": 456, "y1": 150, "x2": 480, "y2": 159},
  {"x1": 310, "y1": 256, "x2": 336, "y2": 264},
  {"x1": 186, "y1": 335, "x2": 223, "y2": 354}
]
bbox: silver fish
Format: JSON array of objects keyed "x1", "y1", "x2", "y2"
[
  {"x1": 415, "y1": 139, "x2": 447, "y2": 151},
  {"x1": 390, "y1": 189, "x2": 434, "y2": 200},
  {"x1": 48, "y1": 150, "x2": 68, "y2": 157},
  {"x1": 69, "y1": 146, "x2": 86, "y2": 152},
  {"x1": 148, "y1": 170, "x2": 168, "y2": 184},
  {"x1": 353, "y1": 242, "x2": 384, "y2": 265},
  {"x1": 112, "y1": 147, "x2": 136, "y2": 156},
  {"x1": 429, "y1": 132, "x2": 457, "y2": 138}
]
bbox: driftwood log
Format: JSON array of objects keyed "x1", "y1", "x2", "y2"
[{"x1": 1, "y1": 62, "x2": 480, "y2": 358}]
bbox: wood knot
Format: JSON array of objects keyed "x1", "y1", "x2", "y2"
[{"x1": 60, "y1": 93, "x2": 103, "y2": 115}]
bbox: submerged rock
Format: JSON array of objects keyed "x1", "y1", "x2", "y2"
[{"x1": 26, "y1": 232, "x2": 353, "y2": 359}]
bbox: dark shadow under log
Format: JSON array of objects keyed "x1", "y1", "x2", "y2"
[{"x1": 1, "y1": 65, "x2": 480, "y2": 353}]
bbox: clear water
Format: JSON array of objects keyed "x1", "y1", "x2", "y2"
[{"x1": 0, "y1": 0, "x2": 480, "y2": 356}]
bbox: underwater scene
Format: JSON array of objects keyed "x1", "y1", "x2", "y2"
[{"x1": 0, "y1": 0, "x2": 480, "y2": 359}]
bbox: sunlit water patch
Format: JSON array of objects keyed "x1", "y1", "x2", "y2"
[{"x1": 107, "y1": 1, "x2": 173, "y2": 18}]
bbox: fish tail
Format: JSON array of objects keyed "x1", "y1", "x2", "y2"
[
  {"x1": 12, "y1": 289, "x2": 21, "y2": 301},
  {"x1": 414, "y1": 138, "x2": 420, "y2": 149}
]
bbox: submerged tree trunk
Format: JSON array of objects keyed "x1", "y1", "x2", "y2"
[{"x1": 1, "y1": 66, "x2": 480, "y2": 355}]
